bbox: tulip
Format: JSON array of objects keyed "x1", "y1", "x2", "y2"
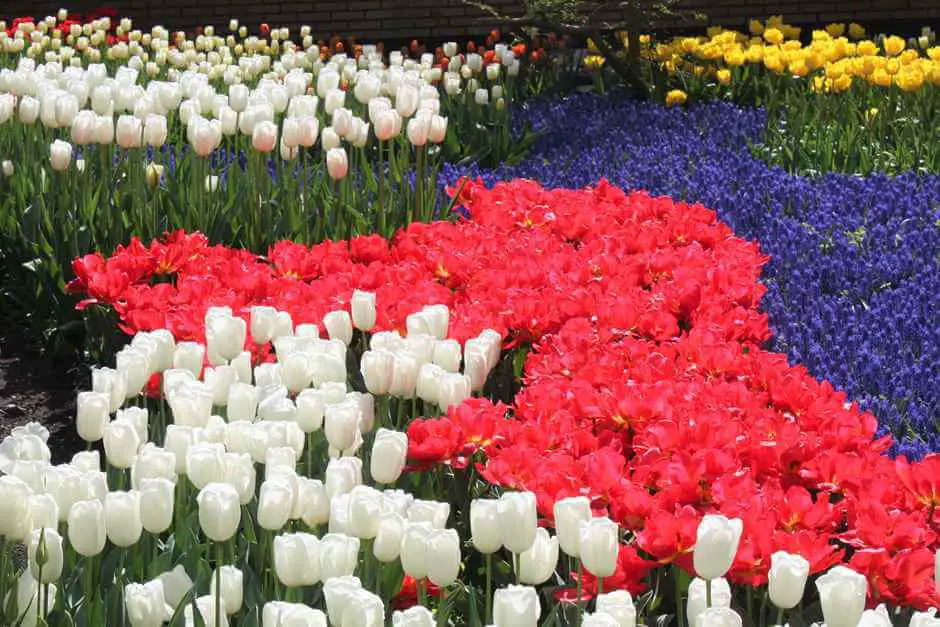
[
  {"x1": 815, "y1": 565, "x2": 867, "y2": 627},
  {"x1": 258, "y1": 477, "x2": 295, "y2": 531},
  {"x1": 1, "y1": 160, "x2": 12, "y2": 177},
  {"x1": 432, "y1": 340, "x2": 461, "y2": 373},
  {"x1": 493, "y1": 585, "x2": 540, "y2": 627},
  {"x1": 49, "y1": 139, "x2": 72, "y2": 171},
  {"x1": 438, "y1": 372, "x2": 471, "y2": 410},
  {"x1": 580, "y1": 517, "x2": 619, "y2": 578},
  {"x1": 66, "y1": 500, "x2": 106, "y2": 557},
  {"x1": 347, "y1": 485, "x2": 383, "y2": 538},
  {"x1": 173, "y1": 342, "x2": 206, "y2": 378},
  {"x1": 327, "y1": 147, "x2": 348, "y2": 180},
  {"x1": 206, "y1": 314, "x2": 247, "y2": 362},
  {"x1": 400, "y1": 521, "x2": 432, "y2": 579},
  {"x1": 519, "y1": 527, "x2": 559, "y2": 585},
  {"x1": 393, "y1": 606, "x2": 435, "y2": 626},
  {"x1": 768, "y1": 551, "x2": 809, "y2": 610},
  {"x1": 190, "y1": 116, "x2": 222, "y2": 157},
  {"x1": 71, "y1": 450, "x2": 101, "y2": 473},
  {"x1": 415, "y1": 363, "x2": 445, "y2": 405},
  {"x1": 407, "y1": 499, "x2": 450, "y2": 529},
  {"x1": 426, "y1": 528, "x2": 461, "y2": 586},
  {"x1": 583, "y1": 613, "x2": 621, "y2": 627},
  {"x1": 319, "y1": 533, "x2": 360, "y2": 580},
  {"x1": 371, "y1": 428, "x2": 408, "y2": 484},
  {"x1": 342, "y1": 589, "x2": 385, "y2": 626},
  {"x1": 76, "y1": 391, "x2": 110, "y2": 442},
  {"x1": 210, "y1": 566, "x2": 244, "y2": 615},
  {"x1": 693, "y1": 514, "x2": 743, "y2": 581},
  {"x1": 694, "y1": 607, "x2": 742, "y2": 627},
  {"x1": 348, "y1": 290, "x2": 377, "y2": 331},
  {"x1": 105, "y1": 490, "x2": 143, "y2": 547},
  {"x1": 395, "y1": 84, "x2": 419, "y2": 118},
  {"x1": 499, "y1": 491, "x2": 537, "y2": 554},
  {"x1": 186, "y1": 442, "x2": 226, "y2": 489},
  {"x1": 14, "y1": 571, "x2": 56, "y2": 625},
  {"x1": 142, "y1": 113, "x2": 167, "y2": 147},
  {"x1": 374, "y1": 109, "x2": 402, "y2": 141},
  {"x1": 93, "y1": 367, "x2": 128, "y2": 413},
  {"x1": 185, "y1": 595, "x2": 229, "y2": 627},
  {"x1": 554, "y1": 496, "x2": 591, "y2": 558},
  {"x1": 323, "y1": 576, "x2": 362, "y2": 625},
  {"x1": 94, "y1": 115, "x2": 114, "y2": 144},
  {"x1": 857, "y1": 605, "x2": 892, "y2": 627},
  {"x1": 252, "y1": 119, "x2": 278, "y2": 153},
  {"x1": 596, "y1": 590, "x2": 637, "y2": 627},
  {"x1": 332, "y1": 107, "x2": 353, "y2": 137},
  {"x1": 373, "y1": 511, "x2": 406, "y2": 562},
  {"x1": 428, "y1": 115, "x2": 448, "y2": 144},
  {"x1": 470, "y1": 498, "x2": 502, "y2": 554},
  {"x1": 360, "y1": 349, "x2": 394, "y2": 396},
  {"x1": 274, "y1": 532, "x2": 321, "y2": 587},
  {"x1": 325, "y1": 400, "x2": 360, "y2": 453},
  {"x1": 27, "y1": 527, "x2": 64, "y2": 583},
  {"x1": 688, "y1": 577, "x2": 732, "y2": 626},
  {"x1": 197, "y1": 482, "x2": 241, "y2": 542},
  {"x1": 909, "y1": 609, "x2": 940, "y2": 627},
  {"x1": 354, "y1": 74, "x2": 381, "y2": 103},
  {"x1": 138, "y1": 477, "x2": 175, "y2": 534},
  {"x1": 44, "y1": 465, "x2": 87, "y2": 524},
  {"x1": 19, "y1": 95, "x2": 40, "y2": 124},
  {"x1": 116, "y1": 114, "x2": 143, "y2": 148},
  {"x1": 125, "y1": 580, "x2": 166, "y2": 627},
  {"x1": 104, "y1": 418, "x2": 142, "y2": 469},
  {"x1": 71, "y1": 110, "x2": 97, "y2": 144},
  {"x1": 475, "y1": 88, "x2": 489, "y2": 105},
  {"x1": 406, "y1": 114, "x2": 431, "y2": 146},
  {"x1": 323, "y1": 310, "x2": 353, "y2": 345}
]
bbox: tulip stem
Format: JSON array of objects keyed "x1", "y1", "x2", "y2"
[
  {"x1": 705, "y1": 578, "x2": 711, "y2": 609},
  {"x1": 485, "y1": 553, "x2": 493, "y2": 624},
  {"x1": 674, "y1": 567, "x2": 684, "y2": 627},
  {"x1": 775, "y1": 607, "x2": 784, "y2": 627},
  {"x1": 575, "y1": 559, "x2": 583, "y2": 626},
  {"x1": 513, "y1": 552, "x2": 520, "y2": 584},
  {"x1": 438, "y1": 587, "x2": 447, "y2": 627},
  {"x1": 418, "y1": 577, "x2": 427, "y2": 607},
  {"x1": 84, "y1": 555, "x2": 96, "y2": 622},
  {"x1": 215, "y1": 542, "x2": 222, "y2": 627}
]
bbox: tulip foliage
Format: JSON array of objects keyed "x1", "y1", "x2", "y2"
[{"x1": 0, "y1": 179, "x2": 926, "y2": 625}]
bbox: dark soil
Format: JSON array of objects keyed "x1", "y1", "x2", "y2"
[{"x1": 0, "y1": 322, "x2": 88, "y2": 464}]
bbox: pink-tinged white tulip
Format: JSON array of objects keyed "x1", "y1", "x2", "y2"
[
  {"x1": 49, "y1": 139, "x2": 72, "y2": 170},
  {"x1": 116, "y1": 114, "x2": 142, "y2": 148},
  {"x1": 326, "y1": 146, "x2": 348, "y2": 180},
  {"x1": 252, "y1": 119, "x2": 278, "y2": 153}
]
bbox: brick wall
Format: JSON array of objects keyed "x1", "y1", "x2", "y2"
[{"x1": 3, "y1": 0, "x2": 938, "y2": 41}]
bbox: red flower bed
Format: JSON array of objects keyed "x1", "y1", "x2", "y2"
[{"x1": 69, "y1": 179, "x2": 939, "y2": 608}]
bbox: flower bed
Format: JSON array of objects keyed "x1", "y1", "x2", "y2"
[
  {"x1": 442, "y1": 94, "x2": 940, "y2": 459},
  {"x1": 65, "y1": 179, "x2": 940, "y2": 621}
]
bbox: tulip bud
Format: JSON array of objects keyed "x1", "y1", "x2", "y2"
[
  {"x1": 407, "y1": 499, "x2": 450, "y2": 529},
  {"x1": 815, "y1": 565, "x2": 867, "y2": 627},
  {"x1": 857, "y1": 605, "x2": 892, "y2": 627},
  {"x1": 694, "y1": 607, "x2": 742, "y2": 627},
  {"x1": 471, "y1": 498, "x2": 502, "y2": 554},
  {"x1": 323, "y1": 310, "x2": 353, "y2": 345},
  {"x1": 400, "y1": 521, "x2": 432, "y2": 579},
  {"x1": 580, "y1": 517, "x2": 619, "y2": 578},
  {"x1": 186, "y1": 442, "x2": 226, "y2": 489},
  {"x1": 350, "y1": 290, "x2": 377, "y2": 331},
  {"x1": 596, "y1": 590, "x2": 637, "y2": 627},
  {"x1": 252, "y1": 119, "x2": 278, "y2": 153},
  {"x1": 688, "y1": 577, "x2": 732, "y2": 626},
  {"x1": 520, "y1": 527, "x2": 559, "y2": 585},
  {"x1": 406, "y1": 114, "x2": 431, "y2": 146},
  {"x1": 370, "y1": 428, "x2": 407, "y2": 484},
  {"x1": 438, "y1": 372, "x2": 471, "y2": 410},
  {"x1": 125, "y1": 580, "x2": 166, "y2": 627},
  {"x1": 138, "y1": 477, "x2": 175, "y2": 534},
  {"x1": 76, "y1": 391, "x2": 110, "y2": 442},
  {"x1": 374, "y1": 109, "x2": 402, "y2": 141},
  {"x1": 326, "y1": 147, "x2": 348, "y2": 180},
  {"x1": 373, "y1": 511, "x2": 406, "y2": 563},
  {"x1": 693, "y1": 514, "x2": 743, "y2": 581},
  {"x1": 493, "y1": 585, "x2": 540, "y2": 627},
  {"x1": 273, "y1": 532, "x2": 321, "y2": 587},
  {"x1": 13, "y1": 571, "x2": 56, "y2": 625},
  {"x1": 498, "y1": 491, "x2": 537, "y2": 555},
  {"x1": 258, "y1": 477, "x2": 295, "y2": 531},
  {"x1": 432, "y1": 340, "x2": 461, "y2": 372},
  {"x1": 554, "y1": 496, "x2": 591, "y2": 558},
  {"x1": 1, "y1": 160, "x2": 12, "y2": 177},
  {"x1": 105, "y1": 490, "x2": 143, "y2": 547},
  {"x1": 395, "y1": 84, "x2": 419, "y2": 117},
  {"x1": 28, "y1": 527, "x2": 64, "y2": 583},
  {"x1": 210, "y1": 566, "x2": 244, "y2": 615},
  {"x1": 426, "y1": 528, "x2": 461, "y2": 586},
  {"x1": 185, "y1": 595, "x2": 229, "y2": 627},
  {"x1": 116, "y1": 114, "x2": 143, "y2": 148},
  {"x1": 428, "y1": 115, "x2": 447, "y2": 144},
  {"x1": 104, "y1": 418, "x2": 142, "y2": 469},
  {"x1": 49, "y1": 139, "x2": 72, "y2": 171},
  {"x1": 206, "y1": 314, "x2": 247, "y2": 362},
  {"x1": 325, "y1": 400, "x2": 360, "y2": 452},
  {"x1": 325, "y1": 457, "x2": 362, "y2": 500},
  {"x1": 197, "y1": 482, "x2": 241, "y2": 541},
  {"x1": 393, "y1": 606, "x2": 435, "y2": 626},
  {"x1": 768, "y1": 551, "x2": 810, "y2": 610},
  {"x1": 319, "y1": 532, "x2": 360, "y2": 580},
  {"x1": 67, "y1": 499, "x2": 106, "y2": 556}
]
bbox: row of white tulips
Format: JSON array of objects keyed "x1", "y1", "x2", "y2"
[{"x1": 3, "y1": 290, "x2": 936, "y2": 625}]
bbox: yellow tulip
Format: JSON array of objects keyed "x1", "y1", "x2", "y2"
[
  {"x1": 665, "y1": 89, "x2": 687, "y2": 107},
  {"x1": 871, "y1": 68, "x2": 892, "y2": 87},
  {"x1": 782, "y1": 40, "x2": 803, "y2": 51},
  {"x1": 848, "y1": 23, "x2": 866, "y2": 40},
  {"x1": 885, "y1": 58, "x2": 900, "y2": 75},
  {"x1": 716, "y1": 68, "x2": 731, "y2": 85},
  {"x1": 811, "y1": 76, "x2": 830, "y2": 93},
  {"x1": 783, "y1": 26, "x2": 802, "y2": 40},
  {"x1": 767, "y1": 15, "x2": 784, "y2": 28},
  {"x1": 681, "y1": 37, "x2": 699, "y2": 53},
  {"x1": 748, "y1": 19, "x2": 764, "y2": 36},
  {"x1": 896, "y1": 69, "x2": 924, "y2": 92},
  {"x1": 763, "y1": 28, "x2": 784, "y2": 45},
  {"x1": 883, "y1": 35, "x2": 905, "y2": 57},
  {"x1": 899, "y1": 49, "x2": 919, "y2": 64},
  {"x1": 927, "y1": 47, "x2": 940, "y2": 61},
  {"x1": 812, "y1": 30, "x2": 831, "y2": 42},
  {"x1": 831, "y1": 74, "x2": 852, "y2": 92},
  {"x1": 746, "y1": 45, "x2": 765, "y2": 63},
  {"x1": 857, "y1": 40, "x2": 878, "y2": 56},
  {"x1": 724, "y1": 49, "x2": 746, "y2": 66},
  {"x1": 825, "y1": 23, "x2": 845, "y2": 38},
  {"x1": 864, "y1": 108, "x2": 878, "y2": 124}
]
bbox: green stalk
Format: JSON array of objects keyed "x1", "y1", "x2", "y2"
[
  {"x1": 84, "y1": 555, "x2": 96, "y2": 623},
  {"x1": 377, "y1": 139, "x2": 386, "y2": 237},
  {"x1": 575, "y1": 558, "x2": 583, "y2": 627},
  {"x1": 775, "y1": 606, "x2": 784, "y2": 627},
  {"x1": 705, "y1": 578, "x2": 711, "y2": 609},
  {"x1": 485, "y1": 553, "x2": 493, "y2": 624},
  {"x1": 215, "y1": 543, "x2": 222, "y2": 627}
]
